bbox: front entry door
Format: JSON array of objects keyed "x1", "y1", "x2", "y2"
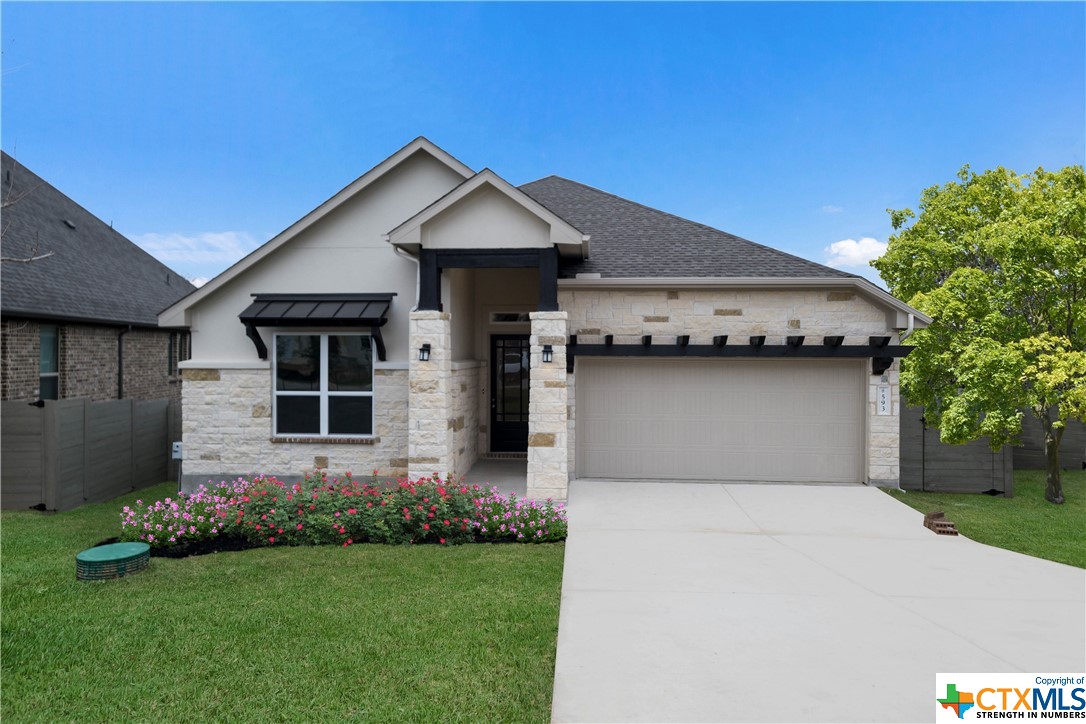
[{"x1": 491, "y1": 334, "x2": 530, "y2": 452}]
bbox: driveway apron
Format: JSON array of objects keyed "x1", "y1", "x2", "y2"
[{"x1": 550, "y1": 481, "x2": 1085, "y2": 723}]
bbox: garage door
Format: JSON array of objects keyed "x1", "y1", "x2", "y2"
[{"x1": 577, "y1": 358, "x2": 864, "y2": 483}]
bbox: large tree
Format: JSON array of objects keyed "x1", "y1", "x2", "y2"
[{"x1": 874, "y1": 164, "x2": 1086, "y2": 504}]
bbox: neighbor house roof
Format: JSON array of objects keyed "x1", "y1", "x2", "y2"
[
  {"x1": 519, "y1": 175, "x2": 858, "y2": 280},
  {"x1": 1, "y1": 151, "x2": 195, "y2": 327}
]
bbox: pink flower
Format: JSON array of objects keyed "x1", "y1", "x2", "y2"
[
  {"x1": 268, "y1": 536, "x2": 275, "y2": 543},
  {"x1": 296, "y1": 523, "x2": 303, "y2": 530}
]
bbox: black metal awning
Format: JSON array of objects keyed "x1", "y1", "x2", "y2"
[{"x1": 238, "y1": 293, "x2": 395, "y2": 360}]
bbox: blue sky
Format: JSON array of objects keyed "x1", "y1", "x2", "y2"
[{"x1": 2, "y1": 2, "x2": 1083, "y2": 286}]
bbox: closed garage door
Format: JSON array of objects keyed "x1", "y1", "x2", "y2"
[{"x1": 577, "y1": 358, "x2": 864, "y2": 483}]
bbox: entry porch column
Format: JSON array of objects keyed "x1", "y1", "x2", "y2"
[
  {"x1": 408, "y1": 310, "x2": 454, "y2": 481},
  {"x1": 527, "y1": 311, "x2": 569, "y2": 500}
]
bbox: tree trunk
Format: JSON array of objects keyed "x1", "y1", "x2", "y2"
[{"x1": 1040, "y1": 410, "x2": 1065, "y2": 505}]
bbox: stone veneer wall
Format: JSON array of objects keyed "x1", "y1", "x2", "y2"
[
  {"x1": 179, "y1": 366, "x2": 408, "y2": 489},
  {"x1": 527, "y1": 311, "x2": 569, "y2": 500},
  {"x1": 558, "y1": 288, "x2": 901, "y2": 486},
  {"x1": 407, "y1": 311, "x2": 454, "y2": 480},
  {"x1": 450, "y1": 362, "x2": 481, "y2": 479}
]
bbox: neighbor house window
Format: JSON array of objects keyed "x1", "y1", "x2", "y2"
[
  {"x1": 274, "y1": 333, "x2": 373, "y2": 436},
  {"x1": 39, "y1": 324, "x2": 59, "y2": 400}
]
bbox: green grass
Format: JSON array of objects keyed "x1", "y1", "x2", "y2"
[
  {"x1": 886, "y1": 470, "x2": 1086, "y2": 568},
  {"x1": 1, "y1": 482, "x2": 565, "y2": 722}
]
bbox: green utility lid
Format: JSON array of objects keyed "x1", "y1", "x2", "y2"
[{"x1": 76, "y1": 542, "x2": 151, "y2": 581}]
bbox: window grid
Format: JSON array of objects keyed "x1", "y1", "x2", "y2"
[{"x1": 273, "y1": 334, "x2": 374, "y2": 438}]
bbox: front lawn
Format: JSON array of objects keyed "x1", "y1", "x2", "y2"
[
  {"x1": 886, "y1": 470, "x2": 1085, "y2": 568},
  {"x1": 1, "y1": 482, "x2": 565, "y2": 722}
]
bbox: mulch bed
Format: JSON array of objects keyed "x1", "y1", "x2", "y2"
[{"x1": 93, "y1": 535, "x2": 257, "y2": 558}]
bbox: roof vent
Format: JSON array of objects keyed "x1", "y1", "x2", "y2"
[
  {"x1": 63, "y1": 219, "x2": 76, "y2": 230},
  {"x1": 575, "y1": 273, "x2": 601, "y2": 279}
]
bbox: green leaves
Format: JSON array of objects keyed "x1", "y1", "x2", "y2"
[{"x1": 879, "y1": 164, "x2": 1086, "y2": 472}]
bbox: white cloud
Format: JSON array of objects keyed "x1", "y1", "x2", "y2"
[
  {"x1": 132, "y1": 231, "x2": 261, "y2": 264},
  {"x1": 821, "y1": 205, "x2": 844, "y2": 213},
  {"x1": 824, "y1": 237, "x2": 888, "y2": 268},
  {"x1": 188, "y1": 276, "x2": 210, "y2": 288}
]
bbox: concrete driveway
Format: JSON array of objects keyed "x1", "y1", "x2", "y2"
[{"x1": 551, "y1": 481, "x2": 1085, "y2": 723}]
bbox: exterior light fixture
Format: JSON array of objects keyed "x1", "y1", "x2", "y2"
[
  {"x1": 542, "y1": 345, "x2": 554, "y2": 364},
  {"x1": 418, "y1": 344, "x2": 431, "y2": 362}
]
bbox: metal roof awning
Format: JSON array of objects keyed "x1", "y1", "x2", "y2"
[{"x1": 238, "y1": 293, "x2": 395, "y2": 360}]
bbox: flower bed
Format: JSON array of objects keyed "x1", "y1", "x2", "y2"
[{"x1": 119, "y1": 471, "x2": 567, "y2": 553}]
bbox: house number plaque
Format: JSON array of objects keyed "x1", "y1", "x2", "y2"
[{"x1": 876, "y1": 385, "x2": 891, "y2": 416}]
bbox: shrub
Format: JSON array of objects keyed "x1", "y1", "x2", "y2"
[
  {"x1": 472, "y1": 489, "x2": 568, "y2": 543},
  {"x1": 118, "y1": 477, "x2": 252, "y2": 548},
  {"x1": 118, "y1": 471, "x2": 568, "y2": 551}
]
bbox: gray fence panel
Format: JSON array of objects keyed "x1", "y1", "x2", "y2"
[
  {"x1": 1013, "y1": 416, "x2": 1086, "y2": 471},
  {"x1": 1, "y1": 398, "x2": 172, "y2": 512},
  {"x1": 900, "y1": 405, "x2": 1013, "y2": 495},
  {"x1": 0, "y1": 403, "x2": 46, "y2": 509},
  {"x1": 134, "y1": 399, "x2": 169, "y2": 486}
]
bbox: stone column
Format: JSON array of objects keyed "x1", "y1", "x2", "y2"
[
  {"x1": 866, "y1": 361, "x2": 901, "y2": 487},
  {"x1": 408, "y1": 310, "x2": 453, "y2": 481},
  {"x1": 527, "y1": 311, "x2": 569, "y2": 500}
]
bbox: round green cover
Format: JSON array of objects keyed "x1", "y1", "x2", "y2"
[{"x1": 76, "y1": 542, "x2": 150, "y2": 563}]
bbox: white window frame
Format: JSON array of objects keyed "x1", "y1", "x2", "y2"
[{"x1": 272, "y1": 332, "x2": 375, "y2": 438}]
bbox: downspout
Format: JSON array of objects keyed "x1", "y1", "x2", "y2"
[
  {"x1": 899, "y1": 312, "x2": 916, "y2": 342},
  {"x1": 392, "y1": 244, "x2": 421, "y2": 311},
  {"x1": 117, "y1": 325, "x2": 132, "y2": 399}
]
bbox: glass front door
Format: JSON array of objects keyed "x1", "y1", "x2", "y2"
[{"x1": 490, "y1": 334, "x2": 530, "y2": 452}]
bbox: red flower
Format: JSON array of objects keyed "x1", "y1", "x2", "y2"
[
  {"x1": 443, "y1": 520, "x2": 450, "y2": 526},
  {"x1": 268, "y1": 536, "x2": 275, "y2": 543},
  {"x1": 404, "y1": 513, "x2": 411, "y2": 520},
  {"x1": 437, "y1": 487, "x2": 446, "y2": 497},
  {"x1": 440, "y1": 538, "x2": 446, "y2": 544},
  {"x1": 423, "y1": 523, "x2": 430, "y2": 531},
  {"x1": 296, "y1": 523, "x2": 303, "y2": 530},
  {"x1": 347, "y1": 508, "x2": 357, "y2": 515},
  {"x1": 277, "y1": 528, "x2": 284, "y2": 534},
  {"x1": 366, "y1": 502, "x2": 373, "y2": 508}
]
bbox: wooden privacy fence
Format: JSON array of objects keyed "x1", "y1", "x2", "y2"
[{"x1": 1, "y1": 398, "x2": 173, "y2": 512}]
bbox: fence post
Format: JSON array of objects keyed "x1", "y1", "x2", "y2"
[{"x1": 42, "y1": 402, "x2": 57, "y2": 510}]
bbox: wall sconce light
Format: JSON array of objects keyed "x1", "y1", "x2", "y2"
[
  {"x1": 418, "y1": 343, "x2": 431, "y2": 362},
  {"x1": 542, "y1": 344, "x2": 554, "y2": 364}
]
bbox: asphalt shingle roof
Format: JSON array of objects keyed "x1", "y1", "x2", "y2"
[
  {"x1": 519, "y1": 175, "x2": 858, "y2": 280},
  {"x1": 1, "y1": 152, "x2": 195, "y2": 326}
]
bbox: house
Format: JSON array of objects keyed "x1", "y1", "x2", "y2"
[
  {"x1": 160, "y1": 138, "x2": 928, "y2": 499},
  {"x1": 1, "y1": 151, "x2": 195, "y2": 411}
]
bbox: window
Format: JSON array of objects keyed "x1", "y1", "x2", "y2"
[
  {"x1": 274, "y1": 333, "x2": 373, "y2": 436},
  {"x1": 490, "y1": 311, "x2": 531, "y2": 324},
  {"x1": 39, "y1": 325, "x2": 59, "y2": 400},
  {"x1": 168, "y1": 332, "x2": 177, "y2": 376}
]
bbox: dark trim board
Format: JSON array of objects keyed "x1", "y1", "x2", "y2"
[
  {"x1": 418, "y1": 247, "x2": 558, "y2": 312},
  {"x1": 566, "y1": 342, "x2": 913, "y2": 374}
]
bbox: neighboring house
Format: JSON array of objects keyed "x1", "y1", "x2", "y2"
[
  {"x1": 160, "y1": 137, "x2": 929, "y2": 499},
  {"x1": 1, "y1": 151, "x2": 195, "y2": 411}
]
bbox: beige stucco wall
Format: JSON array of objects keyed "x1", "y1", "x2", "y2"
[
  {"x1": 422, "y1": 186, "x2": 550, "y2": 250},
  {"x1": 181, "y1": 152, "x2": 466, "y2": 366}
]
